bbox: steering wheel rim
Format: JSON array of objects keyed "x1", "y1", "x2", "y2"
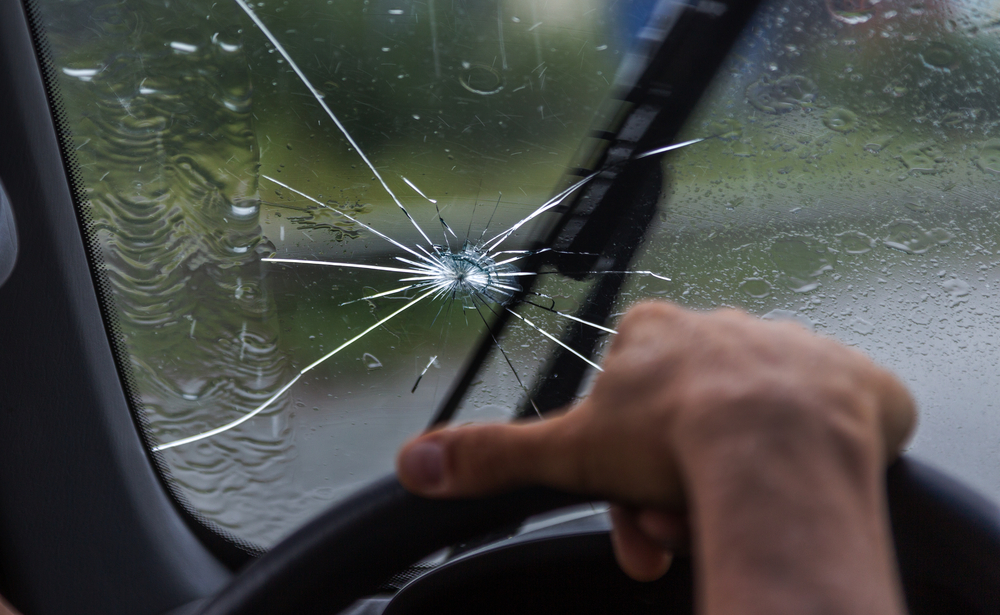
[
  {"x1": 192, "y1": 456, "x2": 1000, "y2": 615},
  {"x1": 192, "y1": 474, "x2": 586, "y2": 615}
]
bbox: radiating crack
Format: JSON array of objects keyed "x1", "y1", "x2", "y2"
[{"x1": 153, "y1": 0, "x2": 700, "y2": 451}]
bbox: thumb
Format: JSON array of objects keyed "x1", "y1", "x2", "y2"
[{"x1": 396, "y1": 414, "x2": 585, "y2": 498}]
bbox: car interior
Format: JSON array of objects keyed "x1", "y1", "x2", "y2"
[{"x1": 1, "y1": 0, "x2": 999, "y2": 613}]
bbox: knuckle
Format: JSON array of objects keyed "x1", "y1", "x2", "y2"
[{"x1": 619, "y1": 300, "x2": 684, "y2": 331}]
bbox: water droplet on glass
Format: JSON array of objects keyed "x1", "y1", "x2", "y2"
[
  {"x1": 745, "y1": 74, "x2": 817, "y2": 114},
  {"x1": 728, "y1": 142, "x2": 755, "y2": 157},
  {"x1": 459, "y1": 64, "x2": 504, "y2": 95},
  {"x1": 826, "y1": 0, "x2": 878, "y2": 24},
  {"x1": 739, "y1": 278, "x2": 773, "y2": 298},
  {"x1": 884, "y1": 84, "x2": 908, "y2": 98},
  {"x1": 942, "y1": 278, "x2": 971, "y2": 299},
  {"x1": 62, "y1": 67, "x2": 101, "y2": 81},
  {"x1": 169, "y1": 41, "x2": 198, "y2": 54},
  {"x1": 977, "y1": 140, "x2": 1000, "y2": 175},
  {"x1": 473, "y1": 404, "x2": 514, "y2": 421},
  {"x1": 864, "y1": 134, "x2": 895, "y2": 153},
  {"x1": 920, "y1": 43, "x2": 958, "y2": 72},
  {"x1": 761, "y1": 309, "x2": 816, "y2": 330},
  {"x1": 770, "y1": 236, "x2": 832, "y2": 292},
  {"x1": 928, "y1": 228, "x2": 954, "y2": 245},
  {"x1": 900, "y1": 143, "x2": 941, "y2": 174},
  {"x1": 837, "y1": 230, "x2": 874, "y2": 254},
  {"x1": 883, "y1": 220, "x2": 933, "y2": 254},
  {"x1": 362, "y1": 353, "x2": 382, "y2": 370},
  {"x1": 823, "y1": 107, "x2": 858, "y2": 132},
  {"x1": 707, "y1": 118, "x2": 742, "y2": 140},
  {"x1": 849, "y1": 317, "x2": 874, "y2": 335}
]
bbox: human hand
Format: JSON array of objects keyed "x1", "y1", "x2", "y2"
[{"x1": 397, "y1": 301, "x2": 915, "y2": 615}]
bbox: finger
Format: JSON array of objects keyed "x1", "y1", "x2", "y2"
[
  {"x1": 634, "y1": 508, "x2": 689, "y2": 552},
  {"x1": 873, "y1": 370, "x2": 917, "y2": 461},
  {"x1": 396, "y1": 414, "x2": 586, "y2": 498},
  {"x1": 609, "y1": 505, "x2": 674, "y2": 582}
]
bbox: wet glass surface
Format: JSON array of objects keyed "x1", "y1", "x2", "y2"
[
  {"x1": 31, "y1": 0, "x2": 1000, "y2": 547},
  {"x1": 627, "y1": 0, "x2": 1000, "y2": 503},
  {"x1": 36, "y1": 0, "x2": 652, "y2": 545}
]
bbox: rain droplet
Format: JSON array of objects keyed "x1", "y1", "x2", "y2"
[
  {"x1": 362, "y1": 353, "x2": 382, "y2": 370},
  {"x1": 823, "y1": 107, "x2": 858, "y2": 132},
  {"x1": 739, "y1": 278, "x2": 773, "y2": 298},
  {"x1": 976, "y1": 140, "x2": 1000, "y2": 175},
  {"x1": 920, "y1": 43, "x2": 957, "y2": 72},
  {"x1": 761, "y1": 309, "x2": 816, "y2": 330},
  {"x1": 910, "y1": 309, "x2": 932, "y2": 325},
  {"x1": 62, "y1": 67, "x2": 101, "y2": 81},
  {"x1": 849, "y1": 317, "x2": 874, "y2": 335},
  {"x1": 169, "y1": 41, "x2": 198, "y2": 54},
  {"x1": 745, "y1": 74, "x2": 817, "y2": 114},
  {"x1": 770, "y1": 236, "x2": 832, "y2": 292},
  {"x1": 864, "y1": 134, "x2": 895, "y2": 153},
  {"x1": 883, "y1": 220, "x2": 933, "y2": 254},
  {"x1": 942, "y1": 278, "x2": 971, "y2": 299},
  {"x1": 707, "y1": 118, "x2": 742, "y2": 140},
  {"x1": 837, "y1": 230, "x2": 874, "y2": 254},
  {"x1": 928, "y1": 227, "x2": 954, "y2": 245},
  {"x1": 459, "y1": 64, "x2": 504, "y2": 95},
  {"x1": 900, "y1": 143, "x2": 941, "y2": 174},
  {"x1": 825, "y1": 0, "x2": 878, "y2": 24}
]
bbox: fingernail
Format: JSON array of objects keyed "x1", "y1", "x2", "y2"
[{"x1": 400, "y1": 441, "x2": 445, "y2": 491}]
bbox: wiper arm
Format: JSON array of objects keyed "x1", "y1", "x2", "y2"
[{"x1": 430, "y1": 0, "x2": 765, "y2": 427}]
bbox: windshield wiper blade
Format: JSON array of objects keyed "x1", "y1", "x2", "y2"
[{"x1": 429, "y1": 0, "x2": 765, "y2": 428}]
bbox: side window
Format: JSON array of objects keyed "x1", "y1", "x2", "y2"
[{"x1": 631, "y1": 0, "x2": 1000, "y2": 502}]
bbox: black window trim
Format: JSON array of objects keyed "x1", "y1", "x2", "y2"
[{"x1": 0, "y1": 2, "x2": 233, "y2": 613}]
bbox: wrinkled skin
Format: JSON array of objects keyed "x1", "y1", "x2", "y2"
[{"x1": 397, "y1": 301, "x2": 916, "y2": 615}]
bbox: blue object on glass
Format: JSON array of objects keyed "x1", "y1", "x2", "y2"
[
  {"x1": 0, "y1": 178, "x2": 17, "y2": 289},
  {"x1": 615, "y1": 0, "x2": 662, "y2": 44}
]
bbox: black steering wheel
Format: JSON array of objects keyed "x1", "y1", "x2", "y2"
[
  {"x1": 192, "y1": 456, "x2": 1000, "y2": 615},
  {"x1": 190, "y1": 0, "x2": 1000, "y2": 611}
]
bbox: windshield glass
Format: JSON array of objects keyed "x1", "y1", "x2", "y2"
[
  {"x1": 29, "y1": 0, "x2": 1000, "y2": 549},
  {"x1": 636, "y1": 0, "x2": 1000, "y2": 504},
  {"x1": 32, "y1": 0, "x2": 659, "y2": 547}
]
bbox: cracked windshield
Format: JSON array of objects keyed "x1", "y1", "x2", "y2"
[{"x1": 34, "y1": 0, "x2": 1000, "y2": 546}]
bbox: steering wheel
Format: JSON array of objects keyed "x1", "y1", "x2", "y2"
[{"x1": 191, "y1": 456, "x2": 1000, "y2": 615}]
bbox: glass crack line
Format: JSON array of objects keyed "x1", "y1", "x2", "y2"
[
  {"x1": 263, "y1": 175, "x2": 439, "y2": 268},
  {"x1": 411, "y1": 355, "x2": 439, "y2": 393},
  {"x1": 636, "y1": 137, "x2": 706, "y2": 159},
  {"x1": 154, "y1": 2, "x2": 688, "y2": 451},
  {"x1": 154, "y1": 170, "x2": 616, "y2": 449},
  {"x1": 232, "y1": 0, "x2": 435, "y2": 248},
  {"x1": 504, "y1": 307, "x2": 603, "y2": 372},
  {"x1": 153, "y1": 285, "x2": 441, "y2": 452}
]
